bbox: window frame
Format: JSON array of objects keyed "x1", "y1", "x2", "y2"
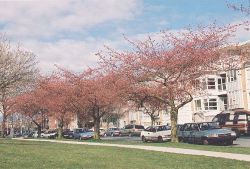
[{"x1": 204, "y1": 98, "x2": 218, "y2": 110}]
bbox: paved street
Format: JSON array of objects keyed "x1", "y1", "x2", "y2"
[
  {"x1": 102, "y1": 136, "x2": 140, "y2": 141},
  {"x1": 234, "y1": 136, "x2": 250, "y2": 147}
]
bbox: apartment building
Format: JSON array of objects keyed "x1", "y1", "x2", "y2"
[
  {"x1": 120, "y1": 42, "x2": 250, "y2": 127},
  {"x1": 193, "y1": 42, "x2": 250, "y2": 122}
]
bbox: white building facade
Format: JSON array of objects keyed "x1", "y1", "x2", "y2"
[{"x1": 120, "y1": 42, "x2": 250, "y2": 127}]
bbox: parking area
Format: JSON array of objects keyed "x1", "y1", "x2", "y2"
[
  {"x1": 234, "y1": 136, "x2": 250, "y2": 147},
  {"x1": 102, "y1": 136, "x2": 250, "y2": 147},
  {"x1": 102, "y1": 136, "x2": 140, "y2": 141}
]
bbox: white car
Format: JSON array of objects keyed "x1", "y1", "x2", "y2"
[
  {"x1": 140, "y1": 125, "x2": 171, "y2": 142},
  {"x1": 42, "y1": 130, "x2": 58, "y2": 139},
  {"x1": 32, "y1": 131, "x2": 44, "y2": 138}
]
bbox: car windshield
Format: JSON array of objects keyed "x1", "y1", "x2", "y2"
[
  {"x1": 86, "y1": 129, "x2": 93, "y2": 132},
  {"x1": 75, "y1": 129, "x2": 85, "y2": 133},
  {"x1": 199, "y1": 122, "x2": 220, "y2": 130},
  {"x1": 156, "y1": 125, "x2": 170, "y2": 131}
]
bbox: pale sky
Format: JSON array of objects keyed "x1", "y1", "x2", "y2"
[{"x1": 0, "y1": 0, "x2": 249, "y2": 73}]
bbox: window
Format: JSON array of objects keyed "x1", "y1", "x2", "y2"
[
  {"x1": 233, "y1": 114, "x2": 239, "y2": 125},
  {"x1": 220, "y1": 97, "x2": 228, "y2": 110},
  {"x1": 190, "y1": 124, "x2": 199, "y2": 131},
  {"x1": 218, "y1": 74, "x2": 226, "y2": 91},
  {"x1": 135, "y1": 125, "x2": 144, "y2": 129},
  {"x1": 247, "y1": 115, "x2": 250, "y2": 122},
  {"x1": 228, "y1": 70, "x2": 237, "y2": 82},
  {"x1": 183, "y1": 124, "x2": 191, "y2": 131},
  {"x1": 213, "y1": 113, "x2": 230, "y2": 125},
  {"x1": 204, "y1": 99, "x2": 217, "y2": 110},
  {"x1": 207, "y1": 78, "x2": 216, "y2": 89},
  {"x1": 157, "y1": 125, "x2": 170, "y2": 131},
  {"x1": 194, "y1": 100, "x2": 202, "y2": 111},
  {"x1": 125, "y1": 125, "x2": 133, "y2": 129},
  {"x1": 149, "y1": 127, "x2": 156, "y2": 132}
]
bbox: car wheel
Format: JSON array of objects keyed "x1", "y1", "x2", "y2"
[
  {"x1": 178, "y1": 137, "x2": 183, "y2": 142},
  {"x1": 202, "y1": 139, "x2": 209, "y2": 145},
  {"x1": 158, "y1": 136, "x2": 163, "y2": 142},
  {"x1": 142, "y1": 136, "x2": 147, "y2": 142},
  {"x1": 183, "y1": 137, "x2": 187, "y2": 143}
]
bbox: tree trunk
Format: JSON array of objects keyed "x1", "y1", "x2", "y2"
[
  {"x1": 37, "y1": 125, "x2": 42, "y2": 138},
  {"x1": 57, "y1": 120, "x2": 64, "y2": 139},
  {"x1": 150, "y1": 116, "x2": 155, "y2": 126},
  {"x1": 170, "y1": 107, "x2": 178, "y2": 143},
  {"x1": 58, "y1": 126, "x2": 63, "y2": 139},
  {"x1": 32, "y1": 119, "x2": 42, "y2": 138},
  {"x1": 1, "y1": 113, "x2": 6, "y2": 138},
  {"x1": 93, "y1": 118, "x2": 100, "y2": 140}
]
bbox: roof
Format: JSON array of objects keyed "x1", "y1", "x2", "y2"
[{"x1": 220, "y1": 109, "x2": 250, "y2": 115}]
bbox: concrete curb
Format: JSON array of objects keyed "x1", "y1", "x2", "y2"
[{"x1": 13, "y1": 138, "x2": 250, "y2": 162}]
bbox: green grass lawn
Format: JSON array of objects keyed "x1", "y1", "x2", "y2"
[
  {"x1": 0, "y1": 139, "x2": 250, "y2": 169},
  {"x1": 83, "y1": 138, "x2": 250, "y2": 155}
]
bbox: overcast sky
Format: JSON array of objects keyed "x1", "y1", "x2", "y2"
[{"x1": 0, "y1": 0, "x2": 249, "y2": 73}]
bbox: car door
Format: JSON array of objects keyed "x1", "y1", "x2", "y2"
[
  {"x1": 182, "y1": 124, "x2": 192, "y2": 140},
  {"x1": 143, "y1": 127, "x2": 153, "y2": 140},
  {"x1": 162, "y1": 126, "x2": 171, "y2": 138},
  {"x1": 149, "y1": 127, "x2": 157, "y2": 141},
  {"x1": 190, "y1": 124, "x2": 199, "y2": 143},
  {"x1": 156, "y1": 126, "x2": 167, "y2": 139},
  {"x1": 124, "y1": 125, "x2": 132, "y2": 135},
  {"x1": 119, "y1": 128, "x2": 127, "y2": 136}
]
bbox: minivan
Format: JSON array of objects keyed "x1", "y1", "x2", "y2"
[
  {"x1": 212, "y1": 110, "x2": 250, "y2": 137},
  {"x1": 124, "y1": 124, "x2": 144, "y2": 136}
]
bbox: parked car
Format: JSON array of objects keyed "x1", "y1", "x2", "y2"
[
  {"x1": 124, "y1": 124, "x2": 145, "y2": 136},
  {"x1": 178, "y1": 122, "x2": 237, "y2": 145},
  {"x1": 63, "y1": 129, "x2": 74, "y2": 139},
  {"x1": 14, "y1": 132, "x2": 22, "y2": 137},
  {"x1": 42, "y1": 130, "x2": 58, "y2": 139},
  {"x1": 104, "y1": 128, "x2": 124, "y2": 137},
  {"x1": 73, "y1": 128, "x2": 86, "y2": 139},
  {"x1": 32, "y1": 131, "x2": 45, "y2": 138},
  {"x1": 79, "y1": 130, "x2": 94, "y2": 140},
  {"x1": 23, "y1": 131, "x2": 34, "y2": 138},
  {"x1": 140, "y1": 125, "x2": 171, "y2": 142},
  {"x1": 212, "y1": 110, "x2": 250, "y2": 137}
]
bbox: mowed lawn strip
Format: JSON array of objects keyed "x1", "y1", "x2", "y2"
[
  {"x1": 83, "y1": 139, "x2": 250, "y2": 155},
  {"x1": 17, "y1": 137, "x2": 250, "y2": 155},
  {"x1": 0, "y1": 139, "x2": 250, "y2": 169}
]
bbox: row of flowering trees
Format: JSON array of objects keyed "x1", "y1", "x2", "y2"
[
  {"x1": 5, "y1": 23, "x2": 244, "y2": 141},
  {"x1": 10, "y1": 69, "x2": 129, "y2": 139}
]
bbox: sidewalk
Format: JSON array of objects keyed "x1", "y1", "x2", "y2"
[{"x1": 14, "y1": 138, "x2": 250, "y2": 162}]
